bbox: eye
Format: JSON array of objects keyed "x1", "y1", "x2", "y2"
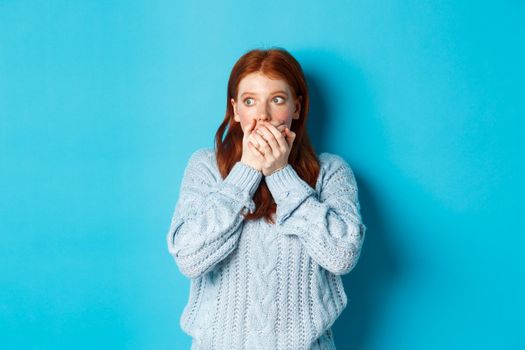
[
  {"x1": 272, "y1": 96, "x2": 286, "y2": 104},
  {"x1": 243, "y1": 97, "x2": 255, "y2": 106}
]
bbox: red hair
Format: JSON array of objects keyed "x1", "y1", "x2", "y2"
[{"x1": 214, "y1": 47, "x2": 320, "y2": 224}]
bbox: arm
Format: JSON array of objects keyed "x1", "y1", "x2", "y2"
[
  {"x1": 265, "y1": 154, "x2": 367, "y2": 275},
  {"x1": 166, "y1": 148, "x2": 262, "y2": 279}
]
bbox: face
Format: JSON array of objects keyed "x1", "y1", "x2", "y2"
[{"x1": 231, "y1": 71, "x2": 302, "y2": 132}]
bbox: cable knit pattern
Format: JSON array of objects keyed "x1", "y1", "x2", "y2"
[{"x1": 166, "y1": 147, "x2": 367, "y2": 350}]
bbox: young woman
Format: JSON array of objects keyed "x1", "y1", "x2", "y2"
[{"x1": 166, "y1": 47, "x2": 367, "y2": 350}]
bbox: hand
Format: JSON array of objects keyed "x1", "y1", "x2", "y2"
[
  {"x1": 248, "y1": 120, "x2": 296, "y2": 176},
  {"x1": 240, "y1": 118, "x2": 265, "y2": 171}
]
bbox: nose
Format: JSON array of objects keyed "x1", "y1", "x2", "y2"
[{"x1": 257, "y1": 102, "x2": 271, "y2": 122}]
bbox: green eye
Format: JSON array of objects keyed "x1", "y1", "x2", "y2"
[
  {"x1": 273, "y1": 96, "x2": 285, "y2": 103},
  {"x1": 244, "y1": 98, "x2": 254, "y2": 105}
]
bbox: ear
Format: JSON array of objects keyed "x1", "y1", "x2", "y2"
[
  {"x1": 231, "y1": 98, "x2": 240, "y2": 122},
  {"x1": 293, "y1": 95, "x2": 302, "y2": 119}
]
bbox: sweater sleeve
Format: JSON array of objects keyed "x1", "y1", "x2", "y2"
[
  {"x1": 166, "y1": 148, "x2": 263, "y2": 279},
  {"x1": 265, "y1": 154, "x2": 367, "y2": 275}
]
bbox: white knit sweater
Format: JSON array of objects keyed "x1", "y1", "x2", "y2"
[{"x1": 166, "y1": 147, "x2": 367, "y2": 350}]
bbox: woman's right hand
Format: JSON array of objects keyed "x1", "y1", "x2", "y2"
[{"x1": 240, "y1": 119, "x2": 265, "y2": 171}]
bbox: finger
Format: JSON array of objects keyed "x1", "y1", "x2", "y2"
[
  {"x1": 251, "y1": 132, "x2": 270, "y2": 150},
  {"x1": 248, "y1": 140, "x2": 264, "y2": 157},
  {"x1": 261, "y1": 123, "x2": 287, "y2": 151},
  {"x1": 243, "y1": 120, "x2": 257, "y2": 145},
  {"x1": 245, "y1": 119, "x2": 256, "y2": 134},
  {"x1": 259, "y1": 122, "x2": 285, "y2": 140},
  {"x1": 251, "y1": 132, "x2": 272, "y2": 156},
  {"x1": 285, "y1": 128, "x2": 296, "y2": 147},
  {"x1": 247, "y1": 134, "x2": 264, "y2": 152},
  {"x1": 256, "y1": 125, "x2": 281, "y2": 156}
]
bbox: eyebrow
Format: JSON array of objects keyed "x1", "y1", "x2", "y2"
[{"x1": 241, "y1": 90, "x2": 289, "y2": 97}]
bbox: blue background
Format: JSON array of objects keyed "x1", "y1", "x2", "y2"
[{"x1": 1, "y1": 1, "x2": 523, "y2": 349}]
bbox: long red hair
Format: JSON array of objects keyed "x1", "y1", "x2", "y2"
[{"x1": 214, "y1": 47, "x2": 320, "y2": 224}]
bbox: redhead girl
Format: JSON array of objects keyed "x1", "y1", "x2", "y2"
[{"x1": 167, "y1": 47, "x2": 367, "y2": 350}]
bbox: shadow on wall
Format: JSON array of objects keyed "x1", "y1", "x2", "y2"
[{"x1": 300, "y1": 49, "x2": 404, "y2": 349}]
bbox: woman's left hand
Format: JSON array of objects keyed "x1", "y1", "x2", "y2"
[{"x1": 249, "y1": 121, "x2": 296, "y2": 176}]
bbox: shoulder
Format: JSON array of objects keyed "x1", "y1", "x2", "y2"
[
  {"x1": 316, "y1": 152, "x2": 357, "y2": 190},
  {"x1": 188, "y1": 147, "x2": 215, "y2": 164},
  {"x1": 183, "y1": 147, "x2": 221, "y2": 182},
  {"x1": 318, "y1": 152, "x2": 354, "y2": 176}
]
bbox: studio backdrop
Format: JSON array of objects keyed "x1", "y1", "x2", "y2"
[{"x1": 1, "y1": 1, "x2": 523, "y2": 349}]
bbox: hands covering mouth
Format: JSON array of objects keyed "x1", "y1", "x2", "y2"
[{"x1": 241, "y1": 120, "x2": 296, "y2": 176}]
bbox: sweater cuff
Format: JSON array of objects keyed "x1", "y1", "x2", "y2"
[
  {"x1": 265, "y1": 164, "x2": 315, "y2": 203},
  {"x1": 224, "y1": 161, "x2": 263, "y2": 198}
]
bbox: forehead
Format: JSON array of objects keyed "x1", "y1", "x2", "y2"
[{"x1": 238, "y1": 72, "x2": 291, "y2": 94}]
